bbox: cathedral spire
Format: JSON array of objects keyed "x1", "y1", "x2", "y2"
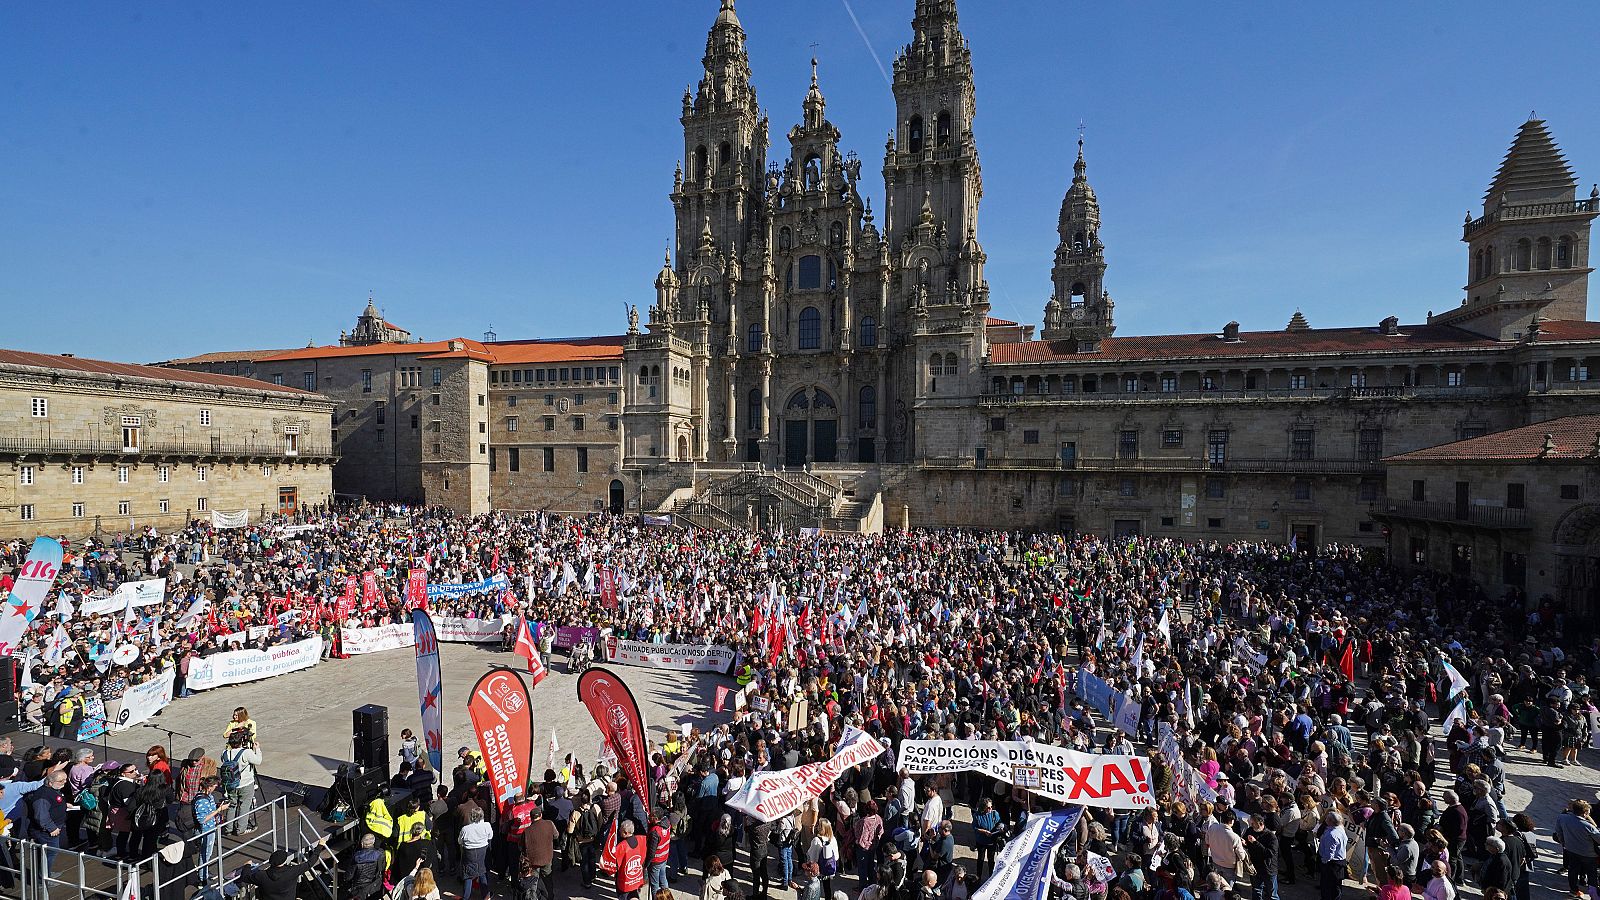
[
  {"x1": 1044, "y1": 133, "x2": 1113, "y2": 346},
  {"x1": 697, "y1": 0, "x2": 754, "y2": 111}
]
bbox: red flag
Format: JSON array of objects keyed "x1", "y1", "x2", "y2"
[
  {"x1": 576, "y1": 668, "x2": 653, "y2": 812},
  {"x1": 406, "y1": 569, "x2": 428, "y2": 610},
  {"x1": 714, "y1": 685, "x2": 730, "y2": 713},
  {"x1": 750, "y1": 603, "x2": 764, "y2": 636},
  {"x1": 598, "y1": 818, "x2": 620, "y2": 874},
  {"x1": 513, "y1": 615, "x2": 537, "y2": 660},
  {"x1": 1337, "y1": 640, "x2": 1355, "y2": 683},
  {"x1": 527, "y1": 646, "x2": 549, "y2": 687},
  {"x1": 491, "y1": 547, "x2": 500, "y2": 572}
]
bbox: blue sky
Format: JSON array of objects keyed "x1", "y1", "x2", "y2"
[{"x1": 3, "y1": 1, "x2": 1597, "y2": 361}]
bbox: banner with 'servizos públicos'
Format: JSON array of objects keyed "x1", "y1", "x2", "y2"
[
  {"x1": 896, "y1": 740, "x2": 1156, "y2": 810},
  {"x1": 467, "y1": 667, "x2": 536, "y2": 810}
]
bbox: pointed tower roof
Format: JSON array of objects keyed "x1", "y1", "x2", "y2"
[
  {"x1": 1286, "y1": 310, "x2": 1310, "y2": 332},
  {"x1": 363, "y1": 295, "x2": 381, "y2": 318},
  {"x1": 1484, "y1": 117, "x2": 1577, "y2": 205},
  {"x1": 1059, "y1": 138, "x2": 1101, "y2": 234},
  {"x1": 715, "y1": 0, "x2": 739, "y2": 27}
]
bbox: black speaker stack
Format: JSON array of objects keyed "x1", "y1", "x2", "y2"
[
  {"x1": 352, "y1": 704, "x2": 390, "y2": 776},
  {"x1": 0, "y1": 656, "x2": 18, "y2": 734}
]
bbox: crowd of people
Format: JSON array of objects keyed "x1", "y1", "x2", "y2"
[{"x1": 1, "y1": 505, "x2": 1598, "y2": 900}]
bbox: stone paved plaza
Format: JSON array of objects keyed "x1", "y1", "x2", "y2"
[{"x1": 81, "y1": 639, "x2": 1600, "y2": 900}]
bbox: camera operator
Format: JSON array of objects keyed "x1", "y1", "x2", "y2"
[{"x1": 218, "y1": 727, "x2": 264, "y2": 836}]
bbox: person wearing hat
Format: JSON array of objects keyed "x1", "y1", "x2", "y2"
[{"x1": 242, "y1": 834, "x2": 330, "y2": 900}]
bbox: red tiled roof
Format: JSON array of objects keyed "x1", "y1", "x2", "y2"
[
  {"x1": 1533, "y1": 320, "x2": 1600, "y2": 342},
  {"x1": 155, "y1": 348, "x2": 291, "y2": 366},
  {"x1": 985, "y1": 316, "x2": 1018, "y2": 327},
  {"x1": 381, "y1": 321, "x2": 407, "y2": 331},
  {"x1": 1386, "y1": 414, "x2": 1600, "y2": 463},
  {"x1": 486, "y1": 336, "x2": 628, "y2": 365},
  {"x1": 988, "y1": 323, "x2": 1504, "y2": 364},
  {"x1": 257, "y1": 339, "x2": 491, "y2": 362},
  {"x1": 0, "y1": 348, "x2": 314, "y2": 394}
]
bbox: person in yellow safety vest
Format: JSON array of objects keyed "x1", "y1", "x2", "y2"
[
  {"x1": 734, "y1": 664, "x2": 754, "y2": 687},
  {"x1": 51, "y1": 687, "x2": 85, "y2": 739},
  {"x1": 394, "y1": 797, "x2": 430, "y2": 845},
  {"x1": 363, "y1": 796, "x2": 395, "y2": 842},
  {"x1": 457, "y1": 746, "x2": 486, "y2": 778}
]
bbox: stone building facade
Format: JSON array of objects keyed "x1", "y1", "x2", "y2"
[
  {"x1": 0, "y1": 349, "x2": 335, "y2": 539},
  {"x1": 1378, "y1": 414, "x2": 1600, "y2": 615}
]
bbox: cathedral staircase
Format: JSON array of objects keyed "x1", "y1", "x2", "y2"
[{"x1": 657, "y1": 464, "x2": 882, "y2": 533}]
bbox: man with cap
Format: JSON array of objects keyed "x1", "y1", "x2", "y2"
[{"x1": 243, "y1": 834, "x2": 331, "y2": 900}]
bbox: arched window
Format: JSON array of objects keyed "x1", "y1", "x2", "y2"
[
  {"x1": 718, "y1": 141, "x2": 731, "y2": 166},
  {"x1": 858, "y1": 386, "x2": 877, "y2": 429},
  {"x1": 798, "y1": 255, "x2": 823, "y2": 290},
  {"x1": 779, "y1": 227, "x2": 792, "y2": 252},
  {"x1": 936, "y1": 111, "x2": 952, "y2": 147},
  {"x1": 747, "y1": 323, "x2": 764, "y2": 353},
  {"x1": 929, "y1": 353, "x2": 945, "y2": 377},
  {"x1": 747, "y1": 389, "x2": 762, "y2": 430},
  {"x1": 786, "y1": 391, "x2": 810, "y2": 411},
  {"x1": 859, "y1": 316, "x2": 878, "y2": 348},
  {"x1": 812, "y1": 390, "x2": 835, "y2": 410},
  {"x1": 1537, "y1": 237, "x2": 1553, "y2": 270},
  {"x1": 908, "y1": 116, "x2": 924, "y2": 154},
  {"x1": 638, "y1": 366, "x2": 649, "y2": 383},
  {"x1": 798, "y1": 307, "x2": 822, "y2": 349},
  {"x1": 694, "y1": 145, "x2": 709, "y2": 183},
  {"x1": 829, "y1": 221, "x2": 844, "y2": 248},
  {"x1": 1514, "y1": 239, "x2": 1532, "y2": 271},
  {"x1": 1485, "y1": 245, "x2": 1495, "y2": 275},
  {"x1": 944, "y1": 353, "x2": 958, "y2": 376},
  {"x1": 1474, "y1": 249, "x2": 1486, "y2": 281},
  {"x1": 1557, "y1": 236, "x2": 1574, "y2": 268}
]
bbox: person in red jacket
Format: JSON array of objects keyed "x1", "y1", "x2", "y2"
[
  {"x1": 646, "y1": 813, "x2": 671, "y2": 892},
  {"x1": 610, "y1": 819, "x2": 648, "y2": 900}
]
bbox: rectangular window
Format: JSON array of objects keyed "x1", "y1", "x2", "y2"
[
  {"x1": 375, "y1": 401, "x2": 386, "y2": 425},
  {"x1": 490, "y1": 371, "x2": 499, "y2": 385},
  {"x1": 198, "y1": 466, "x2": 208, "y2": 482},
  {"x1": 544, "y1": 416, "x2": 556, "y2": 431},
  {"x1": 574, "y1": 393, "x2": 585, "y2": 406},
  {"x1": 432, "y1": 367, "x2": 442, "y2": 386},
  {"x1": 1411, "y1": 479, "x2": 1425, "y2": 501},
  {"x1": 1571, "y1": 366, "x2": 1591, "y2": 382},
  {"x1": 608, "y1": 416, "x2": 619, "y2": 431},
  {"x1": 71, "y1": 466, "x2": 84, "y2": 485},
  {"x1": 508, "y1": 448, "x2": 520, "y2": 471},
  {"x1": 608, "y1": 392, "x2": 618, "y2": 405},
  {"x1": 271, "y1": 374, "x2": 284, "y2": 386},
  {"x1": 1118, "y1": 430, "x2": 1139, "y2": 458},
  {"x1": 1410, "y1": 537, "x2": 1427, "y2": 565},
  {"x1": 361, "y1": 370, "x2": 373, "y2": 393},
  {"x1": 1206, "y1": 430, "x2": 1228, "y2": 464},
  {"x1": 159, "y1": 499, "x2": 169, "y2": 514},
  {"x1": 560, "y1": 368, "x2": 570, "y2": 382},
  {"x1": 577, "y1": 447, "x2": 589, "y2": 472},
  {"x1": 1160, "y1": 376, "x2": 1177, "y2": 393},
  {"x1": 543, "y1": 447, "x2": 555, "y2": 472},
  {"x1": 544, "y1": 394, "x2": 555, "y2": 406},
  {"x1": 1357, "y1": 427, "x2": 1383, "y2": 461},
  {"x1": 477, "y1": 394, "x2": 485, "y2": 406},
  {"x1": 1161, "y1": 429, "x2": 1183, "y2": 448},
  {"x1": 478, "y1": 422, "x2": 486, "y2": 433},
  {"x1": 199, "y1": 409, "x2": 211, "y2": 427},
  {"x1": 535, "y1": 369, "x2": 546, "y2": 383},
  {"x1": 1446, "y1": 370, "x2": 1464, "y2": 387},
  {"x1": 584, "y1": 366, "x2": 595, "y2": 382},
  {"x1": 1124, "y1": 376, "x2": 1139, "y2": 393},
  {"x1": 30, "y1": 397, "x2": 47, "y2": 417},
  {"x1": 260, "y1": 465, "x2": 273, "y2": 477},
  {"x1": 18, "y1": 466, "x2": 33, "y2": 486},
  {"x1": 1359, "y1": 479, "x2": 1381, "y2": 502},
  {"x1": 508, "y1": 396, "x2": 518, "y2": 407},
  {"x1": 507, "y1": 416, "x2": 519, "y2": 432},
  {"x1": 511, "y1": 370, "x2": 522, "y2": 384},
  {"x1": 1290, "y1": 428, "x2": 1315, "y2": 460},
  {"x1": 1293, "y1": 479, "x2": 1312, "y2": 501},
  {"x1": 989, "y1": 417, "x2": 1006, "y2": 432},
  {"x1": 572, "y1": 416, "x2": 585, "y2": 432},
  {"x1": 117, "y1": 466, "x2": 129, "y2": 484},
  {"x1": 1561, "y1": 484, "x2": 1581, "y2": 500},
  {"x1": 478, "y1": 442, "x2": 486, "y2": 455},
  {"x1": 121, "y1": 416, "x2": 141, "y2": 452},
  {"x1": 411, "y1": 415, "x2": 419, "y2": 429},
  {"x1": 1289, "y1": 374, "x2": 1308, "y2": 390},
  {"x1": 1201, "y1": 376, "x2": 1216, "y2": 391},
  {"x1": 1460, "y1": 423, "x2": 1488, "y2": 440},
  {"x1": 1023, "y1": 429, "x2": 1040, "y2": 445},
  {"x1": 158, "y1": 466, "x2": 170, "y2": 484},
  {"x1": 1207, "y1": 517, "x2": 1224, "y2": 529},
  {"x1": 72, "y1": 502, "x2": 85, "y2": 518},
  {"x1": 1350, "y1": 372, "x2": 1367, "y2": 387},
  {"x1": 431, "y1": 393, "x2": 440, "y2": 406},
  {"x1": 118, "y1": 500, "x2": 130, "y2": 516},
  {"x1": 304, "y1": 372, "x2": 316, "y2": 391},
  {"x1": 19, "y1": 504, "x2": 34, "y2": 521},
  {"x1": 489, "y1": 448, "x2": 496, "y2": 472},
  {"x1": 1506, "y1": 483, "x2": 1525, "y2": 509},
  {"x1": 1118, "y1": 478, "x2": 1136, "y2": 497},
  {"x1": 196, "y1": 497, "x2": 208, "y2": 511},
  {"x1": 609, "y1": 367, "x2": 620, "y2": 382},
  {"x1": 1205, "y1": 476, "x2": 1226, "y2": 499}
]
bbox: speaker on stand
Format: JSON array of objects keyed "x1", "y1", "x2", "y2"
[{"x1": 0, "y1": 656, "x2": 18, "y2": 735}]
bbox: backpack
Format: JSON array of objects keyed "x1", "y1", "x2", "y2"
[
  {"x1": 219, "y1": 750, "x2": 244, "y2": 792},
  {"x1": 132, "y1": 795, "x2": 161, "y2": 830},
  {"x1": 177, "y1": 796, "x2": 201, "y2": 834}
]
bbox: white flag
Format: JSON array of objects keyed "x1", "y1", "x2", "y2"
[
  {"x1": 1156, "y1": 610, "x2": 1171, "y2": 644},
  {"x1": 45, "y1": 624, "x2": 71, "y2": 666},
  {"x1": 547, "y1": 730, "x2": 561, "y2": 772},
  {"x1": 1441, "y1": 700, "x2": 1467, "y2": 736},
  {"x1": 1129, "y1": 639, "x2": 1145, "y2": 675},
  {"x1": 121, "y1": 876, "x2": 140, "y2": 900},
  {"x1": 1441, "y1": 660, "x2": 1470, "y2": 698},
  {"x1": 55, "y1": 594, "x2": 76, "y2": 622},
  {"x1": 1113, "y1": 691, "x2": 1142, "y2": 737}
]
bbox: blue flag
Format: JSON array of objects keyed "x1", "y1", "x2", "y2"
[{"x1": 975, "y1": 807, "x2": 1084, "y2": 900}]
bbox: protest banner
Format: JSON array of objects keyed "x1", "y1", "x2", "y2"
[
  {"x1": 187, "y1": 637, "x2": 324, "y2": 691},
  {"x1": 974, "y1": 808, "x2": 1083, "y2": 900},
  {"x1": 896, "y1": 740, "x2": 1155, "y2": 810},
  {"x1": 468, "y1": 668, "x2": 536, "y2": 810},
  {"x1": 554, "y1": 626, "x2": 600, "y2": 650},
  {"x1": 726, "y1": 727, "x2": 887, "y2": 822},
  {"x1": 435, "y1": 616, "x2": 509, "y2": 643},
  {"x1": 341, "y1": 623, "x2": 416, "y2": 655},
  {"x1": 114, "y1": 669, "x2": 176, "y2": 731},
  {"x1": 426, "y1": 574, "x2": 510, "y2": 599},
  {"x1": 603, "y1": 636, "x2": 735, "y2": 673}
]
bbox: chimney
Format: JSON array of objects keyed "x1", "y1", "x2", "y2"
[
  {"x1": 1222, "y1": 321, "x2": 1241, "y2": 342},
  {"x1": 1379, "y1": 316, "x2": 1400, "y2": 336},
  {"x1": 1540, "y1": 433, "x2": 1556, "y2": 457},
  {"x1": 448, "y1": 339, "x2": 464, "y2": 352}
]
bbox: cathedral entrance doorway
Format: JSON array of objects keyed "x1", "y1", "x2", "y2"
[
  {"x1": 782, "y1": 389, "x2": 839, "y2": 466},
  {"x1": 1554, "y1": 504, "x2": 1600, "y2": 623},
  {"x1": 609, "y1": 479, "x2": 624, "y2": 514}
]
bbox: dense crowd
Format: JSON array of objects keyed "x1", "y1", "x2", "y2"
[{"x1": 1, "y1": 506, "x2": 1597, "y2": 900}]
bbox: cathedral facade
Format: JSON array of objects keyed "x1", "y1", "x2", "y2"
[{"x1": 623, "y1": 0, "x2": 990, "y2": 468}]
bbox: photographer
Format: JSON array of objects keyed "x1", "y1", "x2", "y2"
[{"x1": 218, "y1": 728, "x2": 263, "y2": 836}]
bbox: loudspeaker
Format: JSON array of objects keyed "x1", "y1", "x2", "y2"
[
  {"x1": 0, "y1": 656, "x2": 14, "y2": 703},
  {"x1": 352, "y1": 704, "x2": 389, "y2": 773}
]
